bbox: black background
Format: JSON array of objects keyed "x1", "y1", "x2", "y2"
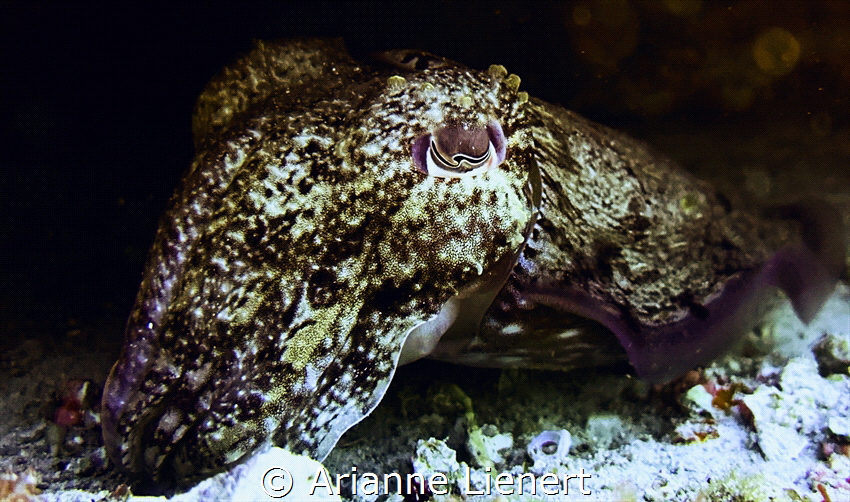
[{"x1": 1, "y1": 1, "x2": 847, "y2": 342}]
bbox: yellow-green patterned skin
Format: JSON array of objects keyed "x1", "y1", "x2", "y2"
[
  {"x1": 102, "y1": 39, "x2": 539, "y2": 483},
  {"x1": 103, "y1": 39, "x2": 836, "y2": 485}
]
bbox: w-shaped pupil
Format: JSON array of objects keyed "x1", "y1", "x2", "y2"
[{"x1": 433, "y1": 126, "x2": 491, "y2": 167}]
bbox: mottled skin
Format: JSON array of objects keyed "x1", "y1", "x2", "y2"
[
  {"x1": 102, "y1": 39, "x2": 840, "y2": 484},
  {"x1": 435, "y1": 104, "x2": 797, "y2": 376}
]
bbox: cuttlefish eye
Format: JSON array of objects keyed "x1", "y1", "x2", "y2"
[{"x1": 412, "y1": 121, "x2": 507, "y2": 178}]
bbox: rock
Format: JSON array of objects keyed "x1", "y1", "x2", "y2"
[
  {"x1": 813, "y1": 332, "x2": 850, "y2": 376},
  {"x1": 756, "y1": 423, "x2": 808, "y2": 461},
  {"x1": 467, "y1": 425, "x2": 513, "y2": 468}
]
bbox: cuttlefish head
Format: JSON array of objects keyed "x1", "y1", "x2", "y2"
[{"x1": 101, "y1": 42, "x2": 540, "y2": 486}]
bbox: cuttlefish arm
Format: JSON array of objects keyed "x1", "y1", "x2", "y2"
[{"x1": 101, "y1": 39, "x2": 540, "y2": 485}]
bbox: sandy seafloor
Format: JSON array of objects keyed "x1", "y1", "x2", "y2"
[{"x1": 1, "y1": 124, "x2": 849, "y2": 501}]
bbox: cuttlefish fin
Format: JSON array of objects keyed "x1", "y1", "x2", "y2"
[{"x1": 524, "y1": 199, "x2": 845, "y2": 383}]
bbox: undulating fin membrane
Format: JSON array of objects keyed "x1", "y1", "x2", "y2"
[
  {"x1": 527, "y1": 199, "x2": 845, "y2": 384},
  {"x1": 636, "y1": 199, "x2": 846, "y2": 382},
  {"x1": 764, "y1": 199, "x2": 846, "y2": 323}
]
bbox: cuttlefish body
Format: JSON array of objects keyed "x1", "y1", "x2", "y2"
[{"x1": 102, "y1": 39, "x2": 844, "y2": 484}]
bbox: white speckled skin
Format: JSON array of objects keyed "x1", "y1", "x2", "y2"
[
  {"x1": 102, "y1": 39, "x2": 820, "y2": 485},
  {"x1": 102, "y1": 39, "x2": 538, "y2": 483}
]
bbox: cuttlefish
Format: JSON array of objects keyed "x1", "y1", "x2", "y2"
[{"x1": 101, "y1": 39, "x2": 844, "y2": 484}]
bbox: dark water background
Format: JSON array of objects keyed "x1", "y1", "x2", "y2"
[{"x1": 1, "y1": 1, "x2": 847, "y2": 345}]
